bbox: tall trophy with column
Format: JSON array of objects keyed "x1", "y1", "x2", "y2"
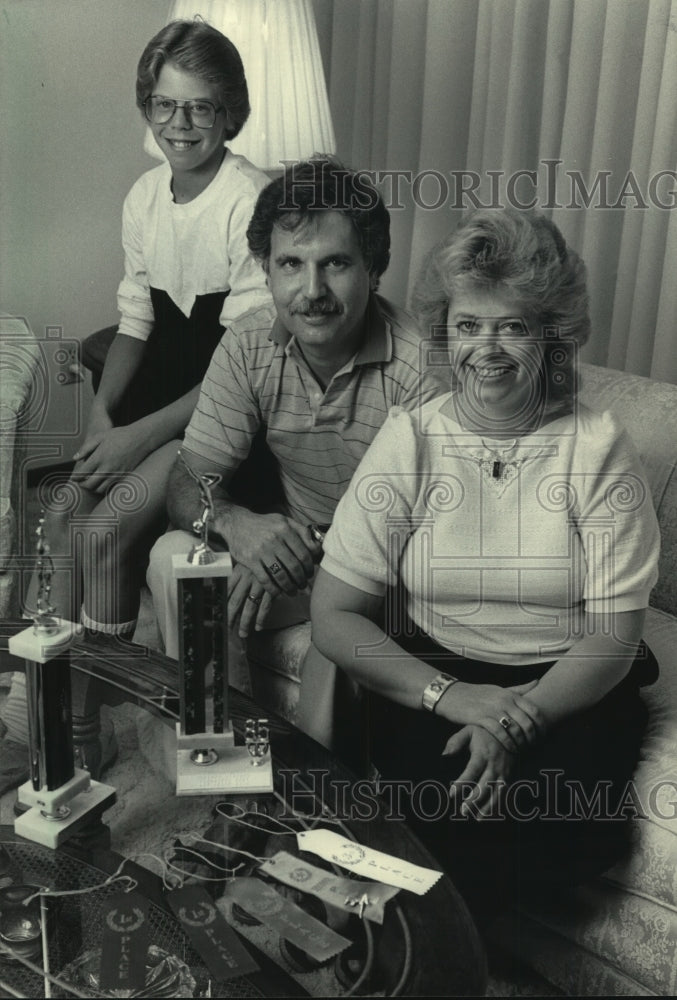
[
  {"x1": 8, "y1": 515, "x2": 116, "y2": 848},
  {"x1": 172, "y1": 453, "x2": 272, "y2": 795}
]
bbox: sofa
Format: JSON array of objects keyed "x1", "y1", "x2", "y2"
[{"x1": 247, "y1": 362, "x2": 677, "y2": 996}]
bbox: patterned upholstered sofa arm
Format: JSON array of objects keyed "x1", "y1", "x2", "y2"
[{"x1": 0, "y1": 316, "x2": 40, "y2": 619}]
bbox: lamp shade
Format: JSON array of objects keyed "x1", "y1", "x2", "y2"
[{"x1": 144, "y1": 0, "x2": 335, "y2": 170}]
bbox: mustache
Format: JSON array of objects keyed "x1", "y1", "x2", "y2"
[{"x1": 290, "y1": 298, "x2": 341, "y2": 316}]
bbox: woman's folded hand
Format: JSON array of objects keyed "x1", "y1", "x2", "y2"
[
  {"x1": 444, "y1": 725, "x2": 514, "y2": 819},
  {"x1": 436, "y1": 679, "x2": 545, "y2": 752}
]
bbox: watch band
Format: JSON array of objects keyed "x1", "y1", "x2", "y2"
[{"x1": 421, "y1": 672, "x2": 458, "y2": 713}]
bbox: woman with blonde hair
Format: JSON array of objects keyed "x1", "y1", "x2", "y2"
[{"x1": 310, "y1": 208, "x2": 660, "y2": 920}]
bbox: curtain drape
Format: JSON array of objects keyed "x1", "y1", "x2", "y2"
[{"x1": 316, "y1": 0, "x2": 677, "y2": 382}]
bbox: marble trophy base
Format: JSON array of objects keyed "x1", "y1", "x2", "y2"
[
  {"x1": 9, "y1": 619, "x2": 116, "y2": 848},
  {"x1": 175, "y1": 723, "x2": 273, "y2": 796},
  {"x1": 15, "y1": 770, "x2": 116, "y2": 849},
  {"x1": 8, "y1": 618, "x2": 80, "y2": 662}
]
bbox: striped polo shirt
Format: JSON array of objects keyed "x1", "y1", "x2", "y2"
[{"x1": 182, "y1": 294, "x2": 445, "y2": 524}]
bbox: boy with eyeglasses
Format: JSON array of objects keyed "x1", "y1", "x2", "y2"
[{"x1": 0, "y1": 19, "x2": 271, "y2": 795}]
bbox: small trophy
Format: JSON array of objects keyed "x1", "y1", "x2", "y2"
[
  {"x1": 172, "y1": 453, "x2": 273, "y2": 795},
  {"x1": 245, "y1": 719, "x2": 270, "y2": 765},
  {"x1": 8, "y1": 514, "x2": 116, "y2": 849}
]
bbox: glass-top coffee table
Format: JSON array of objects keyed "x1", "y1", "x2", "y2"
[{"x1": 0, "y1": 628, "x2": 487, "y2": 997}]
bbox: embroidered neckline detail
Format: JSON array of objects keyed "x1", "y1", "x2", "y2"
[
  {"x1": 478, "y1": 457, "x2": 522, "y2": 494},
  {"x1": 464, "y1": 439, "x2": 543, "y2": 497}
]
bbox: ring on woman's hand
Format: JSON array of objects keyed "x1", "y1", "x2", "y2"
[
  {"x1": 499, "y1": 715, "x2": 513, "y2": 730},
  {"x1": 268, "y1": 562, "x2": 282, "y2": 575},
  {"x1": 246, "y1": 593, "x2": 262, "y2": 605}
]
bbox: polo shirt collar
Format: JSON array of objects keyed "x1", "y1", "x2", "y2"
[{"x1": 269, "y1": 293, "x2": 392, "y2": 367}]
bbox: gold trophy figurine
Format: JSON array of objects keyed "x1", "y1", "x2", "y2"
[
  {"x1": 32, "y1": 513, "x2": 60, "y2": 635},
  {"x1": 178, "y1": 451, "x2": 223, "y2": 566}
]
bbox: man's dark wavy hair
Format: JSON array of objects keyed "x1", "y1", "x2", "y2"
[{"x1": 247, "y1": 158, "x2": 391, "y2": 282}]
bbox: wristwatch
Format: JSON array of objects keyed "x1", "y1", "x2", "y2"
[{"x1": 421, "y1": 672, "x2": 458, "y2": 713}]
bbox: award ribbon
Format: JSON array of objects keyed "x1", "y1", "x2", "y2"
[
  {"x1": 168, "y1": 884, "x2": 259, "y2": 980},
  {"x1": 99, "y1": 891, "x2": 149, "y2": 991},
  {"x1": 296, "y1": 830, "x2": 442, "y2": 895},
  {"x1": 259, "y1": 851, "x2": 400, "y2": 924},
  {"x1": 224, "y1": 877, "x2": 351, "y2": 962}
]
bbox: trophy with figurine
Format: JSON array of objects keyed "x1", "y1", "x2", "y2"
[
  {"x1": 8, "y1": 515, "x2": 115, "y2": 848},
  {"x1": 172, "y1": 453, "x2": 272, "y2": 795}
]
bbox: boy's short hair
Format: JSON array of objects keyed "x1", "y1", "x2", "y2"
[{"x1": 136, "y1": 19, "x2": 250, "y2": 141}]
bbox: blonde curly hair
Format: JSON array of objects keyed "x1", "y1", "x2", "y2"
[{"x1": 412, "y1": 209, "x2": 590, "y2": 405}]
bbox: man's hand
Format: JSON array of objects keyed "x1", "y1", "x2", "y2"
[
  {"x1": 73, "y1": 422, "x2": 154, "y2": 493},
  {"x1": 228, "y1": 563, "x2": 275, "y2": 638},
  {"x1": 436, "y1": 679, "x2": 544, "y2": 752},
  {"x1": 444, "y1": 724, "x2": 515, "y2": 820},
  {"x1": 222, "y1": 508, "x2": 322, "y2": 595}
]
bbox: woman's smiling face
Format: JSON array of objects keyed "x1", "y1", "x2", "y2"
[{"x1": 446, "y1": 284, "x2": 545, "y2": 432}]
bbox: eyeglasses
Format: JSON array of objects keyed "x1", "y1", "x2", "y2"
[{"x1": 143, "y1": 96, "x2": 223, "y2": 129}]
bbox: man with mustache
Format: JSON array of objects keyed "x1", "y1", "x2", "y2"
[{"x1": 147, "y1": 158, "x2": 443, "y2": 733}]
